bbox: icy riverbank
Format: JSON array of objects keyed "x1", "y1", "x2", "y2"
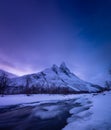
[
  {"x1": 63, "y1": 91, "x2": 111, "y2": 130},
  {"x1": 0, "y1": 94, "x2": 83, "y2": 106}
]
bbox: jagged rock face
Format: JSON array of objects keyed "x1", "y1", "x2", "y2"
[{"x1": 8, "y1": 63, "x2": 102, "y2": 93}]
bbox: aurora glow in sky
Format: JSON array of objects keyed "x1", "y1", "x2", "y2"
[{"x1": 0, "y1": 0, "x2": 111, "y2": 85}]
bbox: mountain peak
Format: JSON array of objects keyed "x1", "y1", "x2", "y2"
[
  {"x1": 52, "y1": 64, "x2": 58, "y2": 69},
  {"x1": 59, "y1": 62, "x2": 70, "y2": 73},
  {"x1": 51, "y1": 64, "x2": 59, "y2": 74},
  {"x1": 60, "y1": 62, "x2": 67, "y2": 68}
]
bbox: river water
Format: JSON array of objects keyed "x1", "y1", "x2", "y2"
[{"x1": 0, "y1": 99, "x2": 80, "y2": 130}]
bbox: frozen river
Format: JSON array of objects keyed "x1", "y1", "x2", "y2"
[
  {"x1": 1, "y1": 92, "x2": 110, "y2": 130},
  {"x1": 0, "y1": 99, "x2": 80, "y2": 130}
]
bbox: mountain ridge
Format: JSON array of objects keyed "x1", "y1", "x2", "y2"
[{"x1": 7, "y1": 62, "x2": 103, "y2": 94}]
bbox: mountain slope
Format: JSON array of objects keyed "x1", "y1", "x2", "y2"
[
  {"x1": 8, "y1": 63, "x2": 103, "y2": 94},
  {"x1": 0, "y1": 69, "x2": 17, "y2": 78}
]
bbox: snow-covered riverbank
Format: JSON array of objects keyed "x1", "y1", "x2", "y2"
[
  {"x1": 63, "y1": 91, "x2": 111, "y2": 130},
  {"x1": 0, "y1": 94, "x2": 83, "y2": 106}
]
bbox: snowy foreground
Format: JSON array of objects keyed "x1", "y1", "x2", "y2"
[
  {"x1": 0, "y1": 91, "x2": 111, "y2": 130},
  {"x1": 63, "y1": 91, "x2": 111, "y2": 130}
]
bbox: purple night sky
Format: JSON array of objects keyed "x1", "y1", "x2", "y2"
[{"x1": 0, "y1": 0, "x2": 111, "y2": 85}]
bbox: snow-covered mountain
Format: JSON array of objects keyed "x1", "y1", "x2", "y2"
[
  {"x1": 0, "y1": 69, "x2": 17, "y2": 78},
  {"x1": 8, "y1": 63, "x2": 103, "y2": 93}
]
